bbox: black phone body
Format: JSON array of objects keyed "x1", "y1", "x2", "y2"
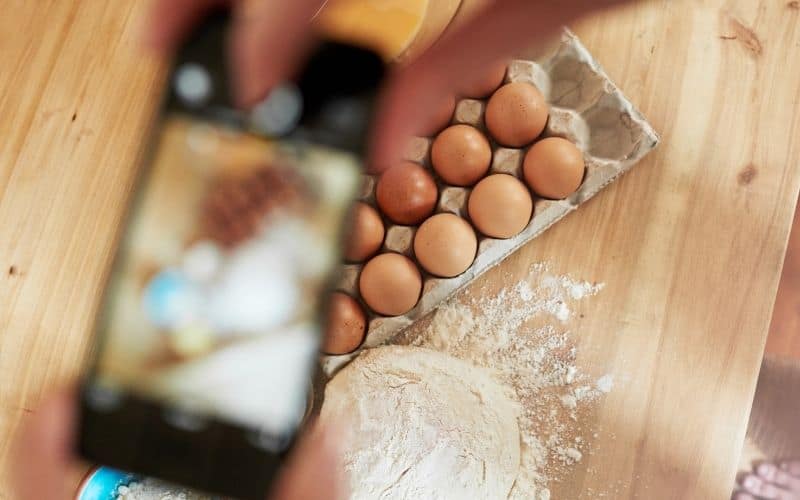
[{"x1": 77, "y1": 13, "x2": 383, "y2": 499}]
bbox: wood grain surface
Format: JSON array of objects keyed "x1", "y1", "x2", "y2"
[
  {"x1": 1, "y1": 1, "x2": 800, "y2": 499},
  {"x1": 0, "y1": 1, "x2": 166, "y2": 496}
]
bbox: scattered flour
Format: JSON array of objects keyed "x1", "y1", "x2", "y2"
[
  {"x1": 596, "y1": 374, "x2": 615, "y2": 393},
  {"x1": 397, "y1": 262, "x2": 609, "y2": 498},
  {"x1": 557, "y1": 447, "x2": 583, "y2": 464},
  {"x1": 560, "y1": 394, "x2": 578, "y2": 410}
]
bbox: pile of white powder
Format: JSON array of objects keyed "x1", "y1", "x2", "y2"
[{"x1": 396, "y1": 262, "x2": 610, "y2": 499}]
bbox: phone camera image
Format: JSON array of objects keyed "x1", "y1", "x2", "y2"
[{"x1": 91, "y1": 119, "x2": 358, "y2": 433}]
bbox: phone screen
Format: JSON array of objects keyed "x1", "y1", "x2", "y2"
[{"x1": 85, "y1": 113, "x2": 359, "y2": 441}]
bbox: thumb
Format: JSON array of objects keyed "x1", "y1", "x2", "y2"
[
  {"x1": 13, "y1": 389, "x2": 76, "y2": 500},
  {"x1": 268, "y1": 422, "x2": 347, "y2": 500}
]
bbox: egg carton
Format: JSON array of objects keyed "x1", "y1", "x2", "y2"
[{"x1": 322, "y1": 29, "x2": 659, "y2": 375}]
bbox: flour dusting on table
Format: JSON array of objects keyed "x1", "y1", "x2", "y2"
[{"x1": 397, "y1": 262, "x2": 609, "y2": 498}]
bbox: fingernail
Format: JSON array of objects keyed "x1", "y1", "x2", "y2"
[
  {"x1": 743, "y1": 476, "x2": 757, "y2": 489},
  {"x1": 780, "y1": 462, "x2": 789, "y2": 470}
]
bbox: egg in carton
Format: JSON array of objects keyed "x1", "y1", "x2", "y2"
[{"x1": 322, "y1": 30, "x2": 659, "y2": 375}]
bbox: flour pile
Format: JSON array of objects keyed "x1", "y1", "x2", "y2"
[
  {"x1": 399, "y1": 262, "x2": 608, "y2": 499},
  {"x1": 321, "y1": 346, "x2": 523, "y2": 499}
]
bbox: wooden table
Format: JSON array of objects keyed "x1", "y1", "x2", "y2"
[{"x1": 2, "y1": 1, "x2": 799, "y2": 498}]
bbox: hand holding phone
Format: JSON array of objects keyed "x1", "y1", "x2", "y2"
[{"x1": 76, "y1": 12, "x2": 383, "y2": 499}]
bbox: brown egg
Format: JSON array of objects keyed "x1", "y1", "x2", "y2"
[
  {"x1": 344, "y1": 202, "x2": 385, "y2": 262},
  {"x1": 485, "y1": 82, "x2": 549, "y2": 147},
  {"x1": 359, "y1": 253, "x2": 422, "y2": 316},
  {"x1": 523, "y1": 137, "x2": 585, "y2": 199},
  {"x1": 431, "y1": 125, "x2": 492, "y2": 186},
  {"x1": 413, "y1": 213, "x2": 477, "y2": 277},
  {"x1": 418, "y1": 95, "x2": 456, "y2": 136},
  {"x1": 460, "y1": 60, "x2": 507, "y2": 98},
  {"x1": 468, "y1": 174, "x2": 533, "y2": 239},
  {"x1": 376, "y1": 162, "x2": 438, "y2": 225},
  {"x1": 322, "y1": 292, "x2": 366, "y2": 354}
]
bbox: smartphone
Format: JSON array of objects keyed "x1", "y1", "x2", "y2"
[{"x1": 77, "y1": 12, "x2": 383, "y2": 499}]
